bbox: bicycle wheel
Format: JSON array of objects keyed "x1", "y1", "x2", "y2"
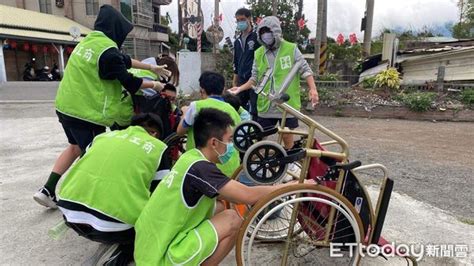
[
  {"x1": 232, "y1": 164, "x2": 303, "y2": 241},
  {"x1": 236, "y1": 184, "x2": 364, "y2": 266}
]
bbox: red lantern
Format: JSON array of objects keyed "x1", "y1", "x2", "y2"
[
  {"x1": 349, "y1": 33, "x2": 358, "y2": 46},
  {"x1": 10, "y1": 40, "x2": 17, "y2": 49},
  {"x1": 23, "y1": 42, "x2": 30, "y2": 51},
  {"x1": 297, "y1": 18, "x2": 305, "y2": 30},
  {"x1": 336, "y1": 33, "x2": 345, "y2": 46},
  {"x1": 32, "y1": 44, "x2": 38, "y2": 53},
  {"x1": 43, "y1": 45, "x2": 49, "y2": 53}
]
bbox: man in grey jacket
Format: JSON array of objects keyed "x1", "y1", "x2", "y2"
[{"x1": 229, "y1": 16, "x2": 319, "y2": 150}]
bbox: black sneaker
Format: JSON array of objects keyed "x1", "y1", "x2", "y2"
[{"x1": 33, "y1": 187, "x2": 58, "y2": 209}]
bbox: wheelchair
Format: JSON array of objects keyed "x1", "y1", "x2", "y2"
[{"x1": 230, "y1": 62, "x2": 413, "y2": 265}]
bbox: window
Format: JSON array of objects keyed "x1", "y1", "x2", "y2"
[
  {"x1": 120, "y1": 0, "x2": 133, "y2": 22},
  {"x1": 86, "y1": 0, "x2": 99, "y2": 16},
  {"x1": 39, "y1": 0, "x2": 52, "y2": 14}
]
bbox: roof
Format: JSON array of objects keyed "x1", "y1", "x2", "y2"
[{"x1": 0, "y1": 4, "x2": 91, "y2": 44}]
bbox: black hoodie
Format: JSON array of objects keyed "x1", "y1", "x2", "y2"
[{"x1": 95, "y1": 5, "x2": 142, "y2": 94}]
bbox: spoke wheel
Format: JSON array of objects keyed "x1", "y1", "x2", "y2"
[{"x1": 236, "y1": 184, "x2": 364, "y2": 266}]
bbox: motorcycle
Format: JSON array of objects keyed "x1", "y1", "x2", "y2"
[
  {"x1": 22, "y1": 62, "x2": 36, "y2": 81},
  {"x1": 36, "y1": 66, "x2": 54, "y2": 81},
  {"x1": 51, "y1": 63, "x2": 61, "y2": 81}
]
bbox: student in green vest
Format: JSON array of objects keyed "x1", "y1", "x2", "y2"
[
  {"x1": 229, "y1": 16, "x2": 319, "y2": 150},
  {"x1": 57, "y1": 113, "x2": 167, "y2": 265},
  {"x1": 114, "y1": 55, "x2": 180, "y2": 130},
  {"x1": 134, "y1": 108, "x2": 315, "y2": 265},
  {"x1": 176, "y1": 71, "x2": 241, "y2": 177},
  {"x1": 33, "y1": 5, "x2": 171, "y2": 209}
]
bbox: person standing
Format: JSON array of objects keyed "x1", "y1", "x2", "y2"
[
  {"x1": 233, "y1": 8, "x2": 260, "y2": 119},
  {"x1": 230, "y1": 16, "x2": 319, "y2": 151},
  {"x1": 33, "y1": 5, "x2": 170, "y2": 209}
]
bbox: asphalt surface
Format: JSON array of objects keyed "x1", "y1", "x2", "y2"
[{"x1": 0, "y1": 82, "x2": 473, "y2": 265}]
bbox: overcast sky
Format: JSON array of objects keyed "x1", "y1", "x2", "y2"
[{"x1": 162, "y1": 0, "x2": 460, "y2": 42}]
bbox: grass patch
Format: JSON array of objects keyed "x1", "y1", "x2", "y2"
[{"x1": 458, "y1": 217, "x2": 474, "y2": 225}]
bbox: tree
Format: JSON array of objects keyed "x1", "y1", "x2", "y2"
[
  {"x1": 452, "y1": 0, "x2": 474, "y2": 38},
  {"x1": 247, "y1": 0, "x2": 310, "y2": 49}
]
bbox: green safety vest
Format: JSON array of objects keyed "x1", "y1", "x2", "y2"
[
  {"x1": 115, "y1": 92, "x2": 134, "y2": 127},
  {"x1": 115, "y1": 69, "x2": 159, "y2": 127},
  {"x1": 128, "y1": 68, "x2": 158, "y2": 80},
  {"x1": 55, "y1": 31, "x2": 123, "y2": 127},
  {"x1": 255, "y1": 40, "x2": 301, "y2": 113},
  {"x1": 134, "y1": 149, "x2": 218, "y2": 265},
  {"x1": 186, "y1": 98, "x2": 241, "y2": 177},
  {"x1": 59, "y1": 126, "x2": 167, "y2": 225}
]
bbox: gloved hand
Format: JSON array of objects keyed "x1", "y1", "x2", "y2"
[
  {"x1": 150, "y1": 64, "x2": 172, "y2": 80},
  {"x1": 152, "y1": 81, "x2": 164, "y2": 92}
]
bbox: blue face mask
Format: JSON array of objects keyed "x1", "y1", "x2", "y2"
[
  {"x1": 236, "y1": 21, "x2": 248, "y2": 31},
  {"x1": 215, "y1": 139, "x2": 235, "y2": 164}
]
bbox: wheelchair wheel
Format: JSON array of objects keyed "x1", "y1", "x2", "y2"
[
  {"x1": 236, "y1": 184, "x2": 364, "y2": 266},
  {"x1": 232, "y1": 164, "x2": 302, "y2": 241},
  {"x1": 163, "y1": 133, "x2": 187, "y2": 165},
  {"x1": 233, "y1": 121, "x2": 264, "y2": 153},
  {"x1": 243, "y1": 141, "x2": 288, "y2": 185}
]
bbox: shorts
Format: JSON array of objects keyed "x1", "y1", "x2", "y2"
[
  {"x1": 61, "y1": 124, "x2": 105, "y2": 152},
  {"x1": 56, "y1": 111, "x2": 105, "y2": 151},
  {"x1": 166, "y1": 220, "x2": 218, "y2": 265},
  {"x1": 257, "y1": 116, "x2": 299, "y2": 130}
]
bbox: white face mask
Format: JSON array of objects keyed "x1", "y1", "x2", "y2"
[{"x1": 261, "y1": 32, "x2": 274, "y2": 46}]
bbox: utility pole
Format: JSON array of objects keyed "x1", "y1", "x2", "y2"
[
  {"x1": 213, "y1": 0, "x2": 219, "y2": 54},
  {"x1": 362, "y1": 0, "x2": 374, "y2": 57},
  {"x1": 178, "y1": 0, "x2": 183, "y2": 36},
  {"x1": 272, "y1": 0, "x2": 277, "y2": 16},
  {"x1": 313, "y1": 0, "x2": 324, "y2": 77},
  {"x1": 320, "y1": 0, "x2": 327, "y2": 75}
]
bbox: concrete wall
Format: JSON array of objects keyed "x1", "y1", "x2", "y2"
[
  {"x1": 200, "y1": 52, "x2": 217, "y2": 72},
  {"x1": 402, "y1": 48, "x2": 474, "y2": 83},
  {"x1": 2, "y1": 0, "x2": 17, "y2": 7}
]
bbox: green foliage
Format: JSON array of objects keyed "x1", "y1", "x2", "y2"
[
  {"x1": 318, "y1": 73, "x2": 340, "y2": 81},
  {"x1": 246, "y1": 0, "x2": 310, "y2": 45},
  {"x1": 400, "y1": 92, "x2": 437, "y2": 112},
  {"x1": 453, "y1": 0, "x2": 474, "y2": 38},
  {"x1": 460, "y1": 88, "x2": 474, "y2": 106},
  {"x1": 215, "y1": 48, "x2": 234, "y2": 86},
  {"x1": 362, "y1": 76, "x2": 377, "y2": 89},
  {"x1": 374, "y1": 68, "x2": 401, "y2": 90},
  {"x1": 328, "y1": 42, "x2": 362, "y2": 62}
]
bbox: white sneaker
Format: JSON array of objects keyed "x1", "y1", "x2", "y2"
[
  {"x1": 33, "y1": 187, "x2": 58, "y2": 209},
  {"x1": 96, "y1": 243, "x2": 120, "y2": 266}
]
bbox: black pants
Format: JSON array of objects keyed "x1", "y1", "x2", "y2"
[{"x1": 65, "y1": 221, "x2": 134, "y2": 265}]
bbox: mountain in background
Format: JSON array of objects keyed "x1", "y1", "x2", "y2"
[{"x1": 391, "y1": 22, "x2": 455, "y2": 37}]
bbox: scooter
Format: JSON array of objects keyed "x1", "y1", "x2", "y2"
[
  {"x1": 36, "y1": 66, "x2": 54, "y2": 81},
  {"x1": 22, "y1": 62, "x2": 36, "y2": 81}
]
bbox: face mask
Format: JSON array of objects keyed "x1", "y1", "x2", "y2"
[
  {"x1": 237, "y1": 21, "x2": 248, "y2": 31},
  {"x1": 214, "y1": 139, "x2": 235, "y2": 164},
  {"x1": 261, "y1": 32, "x2": 274, "y2": 46}
]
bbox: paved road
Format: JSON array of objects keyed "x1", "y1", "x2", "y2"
[
  {"x1": 0, "y1": 81, "x2": 58, "y2": 101},
  {"x1": 0, "y1": 92, "x2": 473, "y2": 264}
]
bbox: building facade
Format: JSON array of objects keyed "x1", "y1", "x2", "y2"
[{"x1": 2, "y1": 0, "x2": 171, "y2": 60}]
